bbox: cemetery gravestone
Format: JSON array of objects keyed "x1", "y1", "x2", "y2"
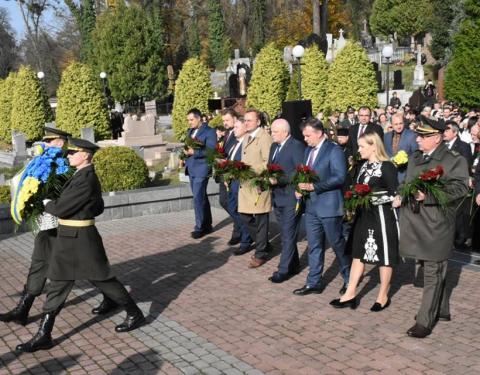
[{"x1": 81, "y1": 127, "x2": 95, "y2": 143}]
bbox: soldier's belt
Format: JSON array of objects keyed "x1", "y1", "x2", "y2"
[{"x1": 58, "y1": 219, "x2": 95, "y2": 227}]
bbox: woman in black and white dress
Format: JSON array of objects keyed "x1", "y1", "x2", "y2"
[{"x1": 331, "y1": 132, "x2": 399, "y2": 311}]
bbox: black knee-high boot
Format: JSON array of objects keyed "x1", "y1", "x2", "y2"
[
  {"x1": 0, "y1": 287, "x2": 35, "y2": 326},
  {"x1": 115, "y1": 299, "x2": 144, "y2": 333},
  {"x1": 15, "y1": 311, "x2": 58, "y2": 353}
]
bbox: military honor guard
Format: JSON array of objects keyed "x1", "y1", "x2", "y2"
[
  {"x1": 0, "y1": 127, "x2": 71, "y2": 326},
  {"x1": 393, "y1": 118, "x2": 469, "y2": 338},
  {"x1": 16, "y1": 138, "x2": 145, "y2": 353}
]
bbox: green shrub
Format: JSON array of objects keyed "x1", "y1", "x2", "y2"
[
  {"x1": 93, "y1": 146, "x2": 149, "y2": 192},
  {"x1": 247, "y1": 43, "x2": 289, "y2": 120},
  {"x1": 286, "y1": 66, "x2": 301, "y2": 101},
  {"x1": 56, "y1": 62, "x2": 110, "y2": 140},
  {"x1": 302, "y1": 45, "x2": 328, "y2": 114},
  {"x1": 0, "y1": 185, "x2": 10, "y2": 205},
  {"x1": 325, "y1": 42, "x2": 378, "y2": 113},
  {"x1": 0, "y1": 73, "x2": 16, "y2": 143},
  {"x1": 172, "y1": 57, "x2": 212, "y2": 140},
  {"x1": 10, "y1": 66, "x2": 53, "y2": 142},
  {"x1": 208, "y1": 114, "x2": 224, "y2": 128}
]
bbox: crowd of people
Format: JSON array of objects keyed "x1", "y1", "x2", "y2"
[{"x1": 183, "y1": 103, "x2": 475, "y2": 339}]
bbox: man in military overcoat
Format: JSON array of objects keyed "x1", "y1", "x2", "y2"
[
  {"x1": 16, "y1": 138, "x2": 144, "y2": 353},
  {"x1": 393, "y1": 117, "x2": 469, "y2": 338}
]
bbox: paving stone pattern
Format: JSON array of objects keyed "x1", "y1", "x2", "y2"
[{"x1": 1, "y1": 208, "x2": 480, "y2": 374}]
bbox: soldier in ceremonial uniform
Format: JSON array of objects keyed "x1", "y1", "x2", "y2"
[
  {"x1": 16, "y1": 138, "x2": 144, "y2": 353},
  {"x1": 393, "y1": 117, "x2": 469, "y2": 338},
  {"x1": 0, "y1": 127, "x2": 71, "y2": 326}
]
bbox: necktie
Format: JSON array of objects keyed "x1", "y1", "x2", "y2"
[
  {"x1": 423, "y1": 153, "x2": 430, "y2": 161},
  {"x1": 272, "y1": 143, "x2": 281, "y2": 162},
  {"x1": 358, "y1": 125, "x2": 365, "y2": 138},
  {"x1": 307, "y1": 147, "x2": 317, "y2": 167},
  {"x1": 392, "y1": 132, "x2": 401, "y2": 155},
  {"x1": 228, "y1": 140, "x2": 239, "y2": 159}
]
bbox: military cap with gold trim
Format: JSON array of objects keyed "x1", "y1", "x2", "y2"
[
  {"x1": 67, "y1": 138, "x2": 100, "y2": 154},
  {"x1": 43, "y1": 126, "x2": 72, "y2": 141},
  {"x1": 415, "y1": 115, "x2": 445, "y2": 135}
]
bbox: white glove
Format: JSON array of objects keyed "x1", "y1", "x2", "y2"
[{"x1": 43, "y1": 199, "x2": 52, "y2": 206}]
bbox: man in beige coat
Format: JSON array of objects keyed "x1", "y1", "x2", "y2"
[{"x1": 238, "y1": 109, "x2": 273, "y2": 268}]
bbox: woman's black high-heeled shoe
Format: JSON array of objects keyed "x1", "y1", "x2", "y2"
[
  {"x1": 370, "y1": 298, "x2": 391, "y2": 312},
  {"x1": 329, "y1": 297, "x2": 358, "y2": 309}
]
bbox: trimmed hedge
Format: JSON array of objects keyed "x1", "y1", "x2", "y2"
[
  {"x1": 302, "y1": 45, "x2": 328, "y2": 114},
  {"x1": 247, "y1": 43, "x2": 289, "y2": 120},
  {"x1": 0, "y1": 73, "x2": 16, "y2": 143},
  {"x1": 0, "y1": 185, "x2": 10, "y2": 205},
  {"x1": 10, "y1": 66, "x2": 53, "y2": 142},
  {"x1": 172, "y1": 58, "x2": 212, "y2": 140},
  {"x1": 93, "y1": 146, "x2": 149, "y2": 192},
  {"x1": 56, "y1": 62, "x2": 110, "y2": 140}
]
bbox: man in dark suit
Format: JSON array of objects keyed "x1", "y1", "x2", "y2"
[
  {"x1": 184, "y1": 108, "x2": 217, "y2": 239},
  {"x1": 16, "y1": 139, "x2": 144, "y2": 353},
  {"x1": 220, "y1": 108, "x2": 242, "y2": 245},
  {"x1": 443, "y1": 120, "x2": 474, "y2": 249},
  {"x1": 226, "y1": 117, "x2": 253, "y2": 255},
  {"x1": 348, "y1": 106, "x2": 384, "y2": 154},
  {"x1": 267, "y1": 119, "x2": 306, "y2": 283},
  {"x1": 292, "y1": 118, "x2": 351, "y2": 295},
  {"x1": 384, "y1": 113, "x2": 418, "y2": 183}
]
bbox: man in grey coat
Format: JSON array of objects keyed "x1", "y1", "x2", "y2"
[{"x1": 393, "y1": 117, "x2": 469, "y2": 338}]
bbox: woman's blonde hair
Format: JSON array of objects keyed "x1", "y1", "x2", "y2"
[{"x1": 359, "y1": 132, "x2": 389, "y2": 161}]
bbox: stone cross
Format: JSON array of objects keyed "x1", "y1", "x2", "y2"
[
  {"x1": 12, "y1": 133, "x2": 26, "y2": 156},
  {"x1": 145, "y1": 100, "x2": 157, "y2": 117},
  {"x1": 363, "y1": 19, "x2": 368, "y2": 33},
  {"x1": 80, "y1": 127, "x2": 95, "y2": 143}
]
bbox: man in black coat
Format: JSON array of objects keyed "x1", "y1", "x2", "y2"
[
  {"x1": 267, "y1": 119, "x2": 306, "y2": 283},
  {"x1": 16, "y1": 138, "x2": 144, "y2": 353},
  {"x1": 348, "y1": 106, "x2": 384, "y2": 154},
  {"x1": 0, "y1": 127, "x2": 71, "y2": 326}
]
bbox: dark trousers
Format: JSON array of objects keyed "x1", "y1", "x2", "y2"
[
  {"x1": 471, "y1": 206, "x2": 480, "y2": 250},
  {"x1": 220, "y1": 182, "x2": 241, "y2": 239},
  {"x1": 305, "y1": 213, "x2": 351, "y2": 287},
  {"x1": 416, "y1": 260, "x2": 449, "y2": 329},
  {"x1": 226, "y1": 182, "x2": 252, "y2": 247},
  {"x1": 240, "y1": 212, "x2": 269, "y2": 260},
  {"x1": 455, "y1": 196, "x2": 471, "y2": 246},
  {"x1": 43, "y1": 277, "x2": 132, "y2": 313},
  {"x1": 25, "y1": 230, "x2": 56, "y2": 296},
  {"x1": 189, "y1": 176, "x2": 212, "y2": 232},
  {"x1": 274, "y1": 205, "x2": 300, "y2": 275}
]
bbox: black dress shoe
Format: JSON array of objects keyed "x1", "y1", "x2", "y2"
[
  {"x1": 339, "y1": 283, "x2": 347, "y2": 295},
  {"x1": 329, "y1": 297, "x2": 358, "y2": 309},
  {"x1": 191, "y1": 227, "x2": 213, "y2": 239},
  {"x1": 269, "y1": 272, "x2": 290, "y2": 283},
  {"x1": 370, "y1": 298, "x2": 391, "y2": 312},
  {"x1": 233, "y1": 245, "x2": 253, "y2": 256},
  {"x1": 115, "y1": 309, "x2": 145, "y2": 333},
  {"x1": 228, "y1": 237, "x2": 241, "y2": 246},
  {"x1": 293, "y1": 285, "x2": 323, "y2": 296},
  {"x1": 92, "y1": 298, "x2": 118, "y2": 315},
  {"x1": 407, "y1": 323, "x2": 431, "y2": 338}
]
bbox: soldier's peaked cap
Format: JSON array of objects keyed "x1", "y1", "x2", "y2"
[
  {"x1": 43, "y1": 126, "x2": 72, "y2": 141},
  {"x1": 68, "y1": 138, "x2": 100, "y2": 154},
  {"x1": 415, "y1": 115, "x2": 445, "y2": 135}
]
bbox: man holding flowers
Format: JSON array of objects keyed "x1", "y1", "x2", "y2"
[
  {"x1": 392, "y1": 116, "x2": 469, "y2": 338},
  {"x1": 292, "y1": 118, "x2": 351, "y2": 296},
  {"x1": 0, "y1": 127, "x2": 71, "y2": 326}
]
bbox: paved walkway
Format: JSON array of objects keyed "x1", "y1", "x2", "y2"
[{"x1": 1, "y1": 208, "x2": 480, "y2": 375}]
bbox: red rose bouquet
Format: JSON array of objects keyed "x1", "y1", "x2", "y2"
[
  {"x1": 399, "y1": 165, "x2": 447, "y2": 213},
  {"x1": 291, "y1": 164, "x2": 319, "y2": 213},
  {"x1": 344, "y1": 183, "x2": 373, "y2": 221},
  {"x1": 206, "y1": 144, "x2": 226, "y2": 166},
  {"x1": 251, "y1": 163, "x2": 285, "y2": 205},
  {"x1": 214, "y1": 160, "x2": 254, "y2": 192}
]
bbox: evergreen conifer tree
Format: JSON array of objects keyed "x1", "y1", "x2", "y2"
[
  {"x1": 56, "y1": 62, "x2": 110, "y2": 140},
  {"x1": 172, "y1": 58, "x2": 212, "y2": 139},
  {"x1": 302, "y1": 45, "x2": 328, "y2": 114},
  {"x1": 247, "y1": 43, "x2": 289, "y2": 121},
  {"x1": 10, "y1": 66, "x2": 52, "y2": 142},
  {"x1": 207, "y1": 0, "x2": 230, "y2": 69},
  {"x1": 286, "y1": 66, "x2": 300, "y2": 102},
  {"x1": 0, "y1": 73, "x2": 16, "y2": 143},
  {"x1": 325, "y1": 42, "x2": 377, "y2": 113}
]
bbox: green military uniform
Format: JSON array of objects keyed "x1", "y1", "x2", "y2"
[
  {"x1": 0, "y1": 127, "x2": 71, "y2": 326},
  {"x1": 399, "y1": 124, "x2": 469, "y2": 333}
]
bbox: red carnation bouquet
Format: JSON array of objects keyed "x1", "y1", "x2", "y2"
[
  {"x1": 207, "y1": 144, "x2": 226, "y2": 166},
  {"x1": 399, "y1": 165, "x2": 447, "y2": 213},
  {"x1": 291, "y1": 164, "x2": 319, "y2": 213},
  {"x1": 251, "y1": 163, "x2": 285, "y2": 205},
  {"x1": 344, "y1": 183, "x2": 373, "y2": 221}
]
